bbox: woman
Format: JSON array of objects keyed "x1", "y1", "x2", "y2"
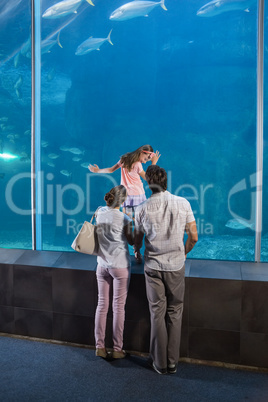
[{"x1": 95, "y1": 185, "x2": 133, "y2": 359}]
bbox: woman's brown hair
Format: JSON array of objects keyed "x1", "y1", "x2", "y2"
[{"x1": 104, "y1": 185, "x2": 127, "y2": 208}]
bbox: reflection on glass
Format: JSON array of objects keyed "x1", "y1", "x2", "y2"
[{"x1": 0, "y1": 0, "x2": 32, "y2": 249}]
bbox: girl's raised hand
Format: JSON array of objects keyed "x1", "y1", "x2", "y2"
[
  {"x1": 151, "y1": 150, "x2": 161, "y2": 165},
  {"x1": 88, "y1": 164, "x2": 99, "y2": 173}
]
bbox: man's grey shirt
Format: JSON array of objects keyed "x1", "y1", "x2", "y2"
[{"x1": 135, "y1": 191, "x2": 195, "y2": 271}]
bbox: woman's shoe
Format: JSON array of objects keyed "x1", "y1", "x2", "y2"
[
  {"x1": 96, "y1": 348, "x2": 109, "y2": 359},
  {"x1": 112, "y1": 350, "x2": 127, "y2": 359}
]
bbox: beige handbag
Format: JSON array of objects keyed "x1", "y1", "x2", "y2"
[{"x1": 71, "y1": 211, "x2": 99, "y2": 255}]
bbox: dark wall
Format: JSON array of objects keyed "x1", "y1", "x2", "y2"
[{"x1": 0, "y1": 249, "x2": 268, "y2": 368}]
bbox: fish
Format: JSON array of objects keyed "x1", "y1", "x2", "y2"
[
  {"x1": 48, "y1": 153, "x2": 60, "y2": 159},
  {"x1": 14, "y1": 52, "x2": 20, "y2": 68},
  {"x1": 20, "y1": 37, "x2": 31, "y2": 56},
  {"x1": 81, "y1": 162, "x2": 89, "y2": 168},
  {"x1": 19, "y1": 152, "x2": 29, "y2": 158},
  {"x1": 225, "y1": 218, "x2": 255, "y2": 230},
  {"x1": 41, "y1": 141, "x2": 49, "y2": 148},
  {"x1": 2, "y1": 125, "x2": 15, "y2": 131},
  {"x1": 72, "y1": 157, "x2": 82, "y2": 162},
  {"x1": 47, "y1": 161, "x2": 55, "y2": 167},
  {"x1": 14, "y1": 75, "x2": 23, "y2": 90},
  {"x1": 41, "y1": 39, "x2": 59, "y2": 54},
  {"x1": 196, "y1": 0, "x2": 255, "y2": 17},
  {"x1": 0, "y1": 117, "x2": 8, "y2": 122},
  {"x1": 15, "y1": 88, "x2": 22, "y2": 99},
  {"x1": 60, "y1": 169, "x2": 72, "y2": 177},
  {"x1": 40, "y1": 12, "x2": 81, "y2": 47},
  {"x1": 42, "y1": 0, "x2": 94, "y2": 19},
  {"x1": 24, "y1": 35, "x2": 62, "y2": 59},
  {"x1": 59, "y1": 145, "x2": 70, "y2": 151},
  {"x1": 109, "y1": 0, "x2": 167, "y2": 21},
  {"x1": 20, "y1": 156, "x2": 30, "y2": 162},
  {"x1": 75, "y1": 30, "x2": 113, "y2": 55},
  {"x1": 47, "y1": 67, "x2": 56, "y2": 82},
  {"x1": 67, "y1": 147, "x2": 84, "y2": 155}
]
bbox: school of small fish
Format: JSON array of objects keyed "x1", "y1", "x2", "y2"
[{"x1": 0, "y1": 115, "x2": 89, "y2": 178}]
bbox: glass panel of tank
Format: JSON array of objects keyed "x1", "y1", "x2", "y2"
[
  {"x1": 262, "y1": 0, "x2": 268, "y2": 262},
  {"x1": 0, "y1": 1, "x2": 32, "y2": 249},
  {"x1": 39, "y1": 0, "x2": 258, "y2": 259}
]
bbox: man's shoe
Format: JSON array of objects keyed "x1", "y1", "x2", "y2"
[
  {"x1": 168, "y1": 363, "x2": 178, "y2": 374},
  {"x1": 150, "y1": 361, "x2": 167, "y2": 375},
  {"x1": 112, "y1": 350, "x2": 127, "y2": 359}
]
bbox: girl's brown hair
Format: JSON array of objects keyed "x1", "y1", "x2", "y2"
[
  {"x1": 104, "y1": 185, "x2": 127, "y2": 208},
  {"x1": 120, "y1": 144, "x2": 153, "y2": 171}
]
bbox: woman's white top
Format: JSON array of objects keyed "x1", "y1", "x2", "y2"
[{"x1": 96, "y1": 207, "x2": 132, "y2": 268}]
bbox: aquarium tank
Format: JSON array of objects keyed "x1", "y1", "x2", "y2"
[{"x1": 0, "y1": 0, "x2": 267, "y2": 262}]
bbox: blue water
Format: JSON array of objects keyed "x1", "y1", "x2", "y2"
[{"x1": 0, "y1": 0, "x2": 267, "y2": 262}]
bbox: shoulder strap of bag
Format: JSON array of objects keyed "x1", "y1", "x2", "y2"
[{"x1": 90, "y1": 207, "x2": 100, "y2": 224}]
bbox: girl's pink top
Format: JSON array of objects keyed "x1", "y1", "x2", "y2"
[{"x1": 117, "y1": 160, "x2": 145, "y2": 196}]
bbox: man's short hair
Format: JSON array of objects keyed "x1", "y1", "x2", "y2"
[{"x1": 145, "y1": 165, "x2": 167, "y2": 192}]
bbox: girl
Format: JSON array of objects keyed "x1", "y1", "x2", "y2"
[
  {"x1": 89, "y1": 145, "x2": 160, "y2": 262},
  {"x1": 89, "y1": 144, "x2": 160, "y2": 216},
  {"x1": 94, "y1": 185, "x2": 133, "y2": 359}
]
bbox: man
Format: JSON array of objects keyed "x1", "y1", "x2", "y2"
[{"x1": 134, "y1": 165, "x2": 198, "y2": 375}]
